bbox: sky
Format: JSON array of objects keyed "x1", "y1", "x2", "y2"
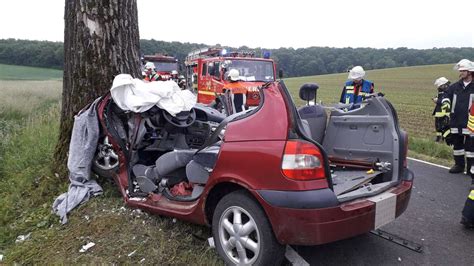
[{"x1": 0, "y1": 0, "x2": 473, "y2": 49}]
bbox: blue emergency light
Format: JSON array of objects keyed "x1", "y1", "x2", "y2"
[{"x1": 263, "y1": 51, "x2": 271, "y2": 59}]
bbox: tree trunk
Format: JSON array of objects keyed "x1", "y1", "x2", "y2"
[{"x1": 54, "y1": 0, "x2": 141, "y2": 175}]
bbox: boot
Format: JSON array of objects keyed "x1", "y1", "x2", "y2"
[
  {"x1": 449, "y1": 164, "x2": 465, "y2": 174},
  {"x1": 460, "y1": 216, "x2": 474, "y2": 229}
]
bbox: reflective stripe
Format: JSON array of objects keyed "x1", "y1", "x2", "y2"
[
  {"x1": 451, "y1": 128, "x2": 459, "y2": 134},
  {"x1": 441, "y1": 98, "x2": 450, "y2": 103},
  {"x1": 469, "y1": 190, "x2": 474, "y2": 201},
  {"x1": 453, "y1": 149, "x2": 465, "y2": 156},
  {"x1": 466, "y1": 151, "x2": 474, "y2": 158},
  {"x1": 436, "y1": 132, "x2": 442, "y2": 136},
  {"x1": 469, "y1": 94, "x2": 474, "y2": 111},
  {"x1": 198, "y1": 90, "x2": 218, "y2": 96},
  {"x1": 346, "y1": 91, "x2": 354, "y2": 94},
  {"x1": 470, "y1": 166, "x2": 474, "y2": 174},
  {"x1": 434, "y1": 112, "x2": 448, "y2": 117},
  {"x1": 462, "y1": 128, "x2": 470, "y2": 135},
  {"x1": 443, "y1": 129, "x2": 451, "y2": 138},
  {"x1": 451, "y1": 94, "x2": 457, "y2": 114}
]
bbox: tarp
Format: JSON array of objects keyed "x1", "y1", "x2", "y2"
[{"x1": 110, "y1": 74, "x2": 196, "y2": 115}]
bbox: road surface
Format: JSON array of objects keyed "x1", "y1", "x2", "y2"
[{"x1": 293, "y1": 159, "x2": 474, "y2": 265}]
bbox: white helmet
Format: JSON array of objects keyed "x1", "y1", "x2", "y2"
[
  {"x1": 469, "y1": 61, "x2": 474, "y2": 72},
  {"x1": 171, "y1": 70, "x2": 178, "y2": 75},
  {"x1": 453, "y1": 59, "x2": 471, "y2": 71},
  {"x1": 434, "y1": 77, "x2": 449, "y2": 88},
  {"x1": 229, "y1": 69, "x2": 240, "y2": 81},
  {"x1": 348, "y1": 66, "x2": 365, "y2": 80},
  {"x1": 145, "y1": 62, "x2": 155, "y2": 70}
]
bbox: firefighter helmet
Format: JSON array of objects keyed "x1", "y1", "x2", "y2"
[
  {"x1": 434, "y1": 77, "x2": 449, "y2": 88},
  {"x1": 229, "y1": 69, "x2": 240, "y2": 81},
  {"x1": 145, "y1": 62, "x2": 155, "y2": 70},
  {"x1": 348, "y1": 66, "x2": 365, "y2": 80},
  {"x1": 453, "y1": 59, "x2": 471, "y2": 71}
]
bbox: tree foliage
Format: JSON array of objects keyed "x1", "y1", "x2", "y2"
[{"x1": 1, "y1": 38, "x2": 474, "y2": 77}]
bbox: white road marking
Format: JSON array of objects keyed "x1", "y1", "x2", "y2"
[
  {"x1": 285, "y1": 245, "x2": 309, "y2": 266},
  {"x1": 407, "y1": 157, "x2": 450, "y2": 170}
]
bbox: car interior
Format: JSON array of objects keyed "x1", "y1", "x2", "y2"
[
  {"x1": 297, "y1": 83, "x2": 406, "y2": 201},
  {"x1": 99, "y1": 91, "x2": 254, "y2": 201}
]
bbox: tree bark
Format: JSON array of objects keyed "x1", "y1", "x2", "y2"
[{"x1": 54, "y1": 0, "x2": 141, "y2": 175}]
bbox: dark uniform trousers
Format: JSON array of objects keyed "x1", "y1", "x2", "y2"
[{"x1": 451, "y1": 133, "x2": 474, "y2": 171}]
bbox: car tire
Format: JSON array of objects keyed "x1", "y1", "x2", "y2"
[
  {"x1": 92, "y1": 136, "x2": 119, "y2": 179},
  {"x1": 212, "y1": 190, "x2": 284, "y2": 265}
]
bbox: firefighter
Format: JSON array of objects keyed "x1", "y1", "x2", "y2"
[
  {"x1": 432, "y1": 77, "x2": 451, "y2": 142},
  {"x1": 340, "y1": 66, "x2": 374, "y2": 105},
  {"x1": 171, "y1": 70, "x2": 179, "y2": 82},
  {"x1": 441, "y1": 59, "x2": 474, "y2": 174},
  {"x1": 144, "y1": 62, "x2": 160, "y2": 82},
  {"x1": 461, "y1": 62, "x2": 474, "y2": 228},
  {"x1": 223, "y1": 69, "x2": 247, "y2": 113}
]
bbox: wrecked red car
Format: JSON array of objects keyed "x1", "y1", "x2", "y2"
[{"x1": 91, "y1": 80, "x2": 414, "y2": 265}]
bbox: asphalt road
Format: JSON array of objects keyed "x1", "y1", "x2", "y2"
[{"x1": 293, "y1": 159, "x2": 474, "y2": 265}]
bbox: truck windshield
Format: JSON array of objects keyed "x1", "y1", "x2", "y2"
[
  {"x1": 151, "y1": 61, "x2": 178, "y2": 72},
  {"x1": 223, "y1": 60, "x2": 274, "y2": 82}
]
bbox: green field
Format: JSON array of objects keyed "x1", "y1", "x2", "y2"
[
  {"x1": 0, "y1": 63, "x2": 62, "y2": 80},
  {"x1": 0, "y1": 63, "x2": 458, "y2": 263}
]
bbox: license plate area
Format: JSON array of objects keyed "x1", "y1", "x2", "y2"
[{"x1": 368, "y1": 192, "x2": 396, "y2": 229}]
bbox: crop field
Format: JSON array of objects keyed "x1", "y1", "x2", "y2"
[{"x1": 0, "y1": 63, "x2": 62, "y2": 80}]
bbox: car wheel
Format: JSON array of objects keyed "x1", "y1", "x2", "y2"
[
  {"x1": 92, "y1": 136, "x2": 119, "y2": 178},
  {"x1": 212, "y1": 190, "x2": 284, "y2": 265}
]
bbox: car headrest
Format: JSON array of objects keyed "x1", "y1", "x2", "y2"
[{"x1": 299, "y1": 83, "x2": 319, "y2": 101}]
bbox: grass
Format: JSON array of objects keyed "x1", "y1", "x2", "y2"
[
  {"x1": 0, "y1": 63, "x2": 62, "y2": 80},
  {"x1": 285, "y1": 63, "x2": 459, "y2": 158}
]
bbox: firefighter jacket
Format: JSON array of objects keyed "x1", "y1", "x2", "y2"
[
  {"x1": 442, "y1": 79, "x2": 474, "y2": 134},
  {"x1": 145, "y1": 72, "x2": 160, "y2": 82},
  {"x1": 340, "y1": 79, "x2": 374, "y2": 104},
  {"x1": 433, "y1": 91, "x2": 450, "y2": 137}
]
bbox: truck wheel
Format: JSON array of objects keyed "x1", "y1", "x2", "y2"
[
  {"x1": 92, "y1": 136, "x2": 119, "y2": 178},
  {"x1": 212, "y1": 190, "x2": 284, "y2": 265}
]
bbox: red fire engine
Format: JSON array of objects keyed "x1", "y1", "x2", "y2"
[
  {"x1": 142, "y1": 54, "x2": 179, "y2": 81},
  {"x1": 184, "y1": 47, "x2": 276, "y2": 106}
]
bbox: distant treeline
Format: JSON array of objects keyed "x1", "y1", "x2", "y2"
[{"x1": 1, "y1": 38, "x2": 474, "y2": 77}]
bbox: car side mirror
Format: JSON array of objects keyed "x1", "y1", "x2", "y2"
[
  {"x1": 278, "y1": 69, "x2": 284, "y2": 79},
  {"x1": 299, "y1": 83, "x2": 319, "y2": 104}
]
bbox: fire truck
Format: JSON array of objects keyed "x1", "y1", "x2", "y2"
[
  {"x1": 184, "y1": 47, "x2": 276, "y2": 106},
  {"x1": 142, "y1": 53, "x2": 179, "y2": 81}
]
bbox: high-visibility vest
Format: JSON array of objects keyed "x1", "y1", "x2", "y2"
[
  {"x1": 341, "y1": 80, "x2": 373, "y2": 104},
  {"x1": 145, "y1": 73, "x2": 160, "y2": 82}
]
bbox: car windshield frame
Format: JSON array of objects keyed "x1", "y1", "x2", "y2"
[{"x1": 222, "y1": 59, "x2": 275, "y2": 82}]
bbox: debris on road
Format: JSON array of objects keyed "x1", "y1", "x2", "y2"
[
  {"x1": 207, "y1": 237, "x2": 215, "y2": 248},
  {"x1": 128, "y1": 250, "x2": 137, "y2": 257},
  {"x1": 79, "y1": 242, "x2": 95, "y2": 253},
  {"x1": 139, "y1": 258, "x2": 146, "y2": 263},
  {"x1": 398, "y1": 257, "x2": 402, "y2": 262},
  {"x1": 15, "y1": 233, "x2": 31, "y2": 243}
]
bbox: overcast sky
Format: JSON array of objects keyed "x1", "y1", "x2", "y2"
[{"x1": 0, "y1": 0, "x2": 473, "y2": 49}]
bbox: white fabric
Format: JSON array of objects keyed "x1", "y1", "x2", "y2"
[
  {"x1": 110, "y1": 74, "x2": 196, "y2": 115},
  {"x1": 454, "y1": 59, "x2": 471, "y2": 71},
  {"x1": 348, "y1": 66, "x2": 365, "y2": 80},
  {"x1": 464, "y1": 81, "x2": 471, "y2": 87},
  {"x1": 434, "y1": 77, "x2": 449, "y2": 87}
]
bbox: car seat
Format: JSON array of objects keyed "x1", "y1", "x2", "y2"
[{"x1": 297, "y1": 83, "x2": 327, "y2": 143}]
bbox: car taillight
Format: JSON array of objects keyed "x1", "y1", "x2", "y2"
[{"x1": 282, "y1": 140, "x2": 326, "y2": 180}]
